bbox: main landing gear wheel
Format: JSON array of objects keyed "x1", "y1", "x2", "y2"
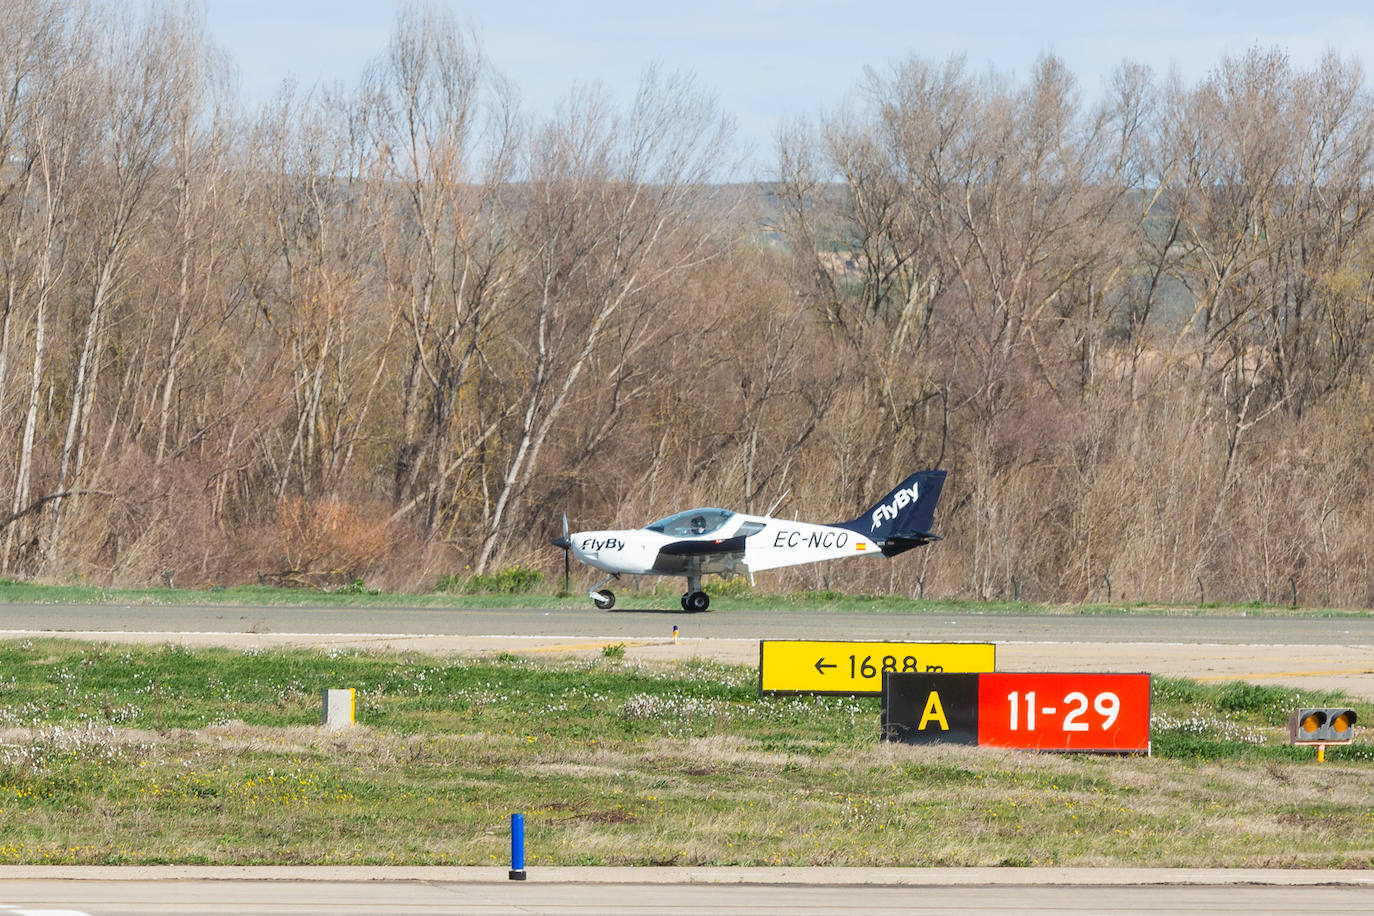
[
  {"x1": 681, "y1": 590, "x2": 709, "y2": 612},
  {"x1": 592, "y1": 589, "x2": 615, "y2": 610}
]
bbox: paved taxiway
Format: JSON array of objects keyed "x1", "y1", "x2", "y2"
[{"x1": 0, "y1": 867, "x2": 1372, "y2": 915}]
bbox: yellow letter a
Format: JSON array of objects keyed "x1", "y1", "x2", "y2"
[{"x1": 918, "y1": 691, "x2": 949, "y2": 730}]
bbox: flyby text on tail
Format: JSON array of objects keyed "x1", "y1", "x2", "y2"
[{"x1": 836, "y1": 469, "x2": 946, "y2": 556}]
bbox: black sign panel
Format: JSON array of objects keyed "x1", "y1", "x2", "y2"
[{"x1": 881, "y1": 672, "x2": 979, "y2": 744}]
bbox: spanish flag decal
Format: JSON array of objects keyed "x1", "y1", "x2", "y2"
[{"x1": 856, "y1": 543, "x2": 867, "y2": 551}]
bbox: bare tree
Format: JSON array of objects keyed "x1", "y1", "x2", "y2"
[
  {"x1": 1, "y1": 0, "x2": 93, "y2": 572},
  {"x1": 44, "y1": 5, "x2": 189, "y2": 562},
  {"x1": 473, "y1": 68, "x2": 734, "y2": 570},
  {"x1": 363, "y1": 5, "x2": 519, "y2": 541}
]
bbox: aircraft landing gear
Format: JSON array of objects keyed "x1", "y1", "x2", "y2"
[
  {"x1": 681, "y1": 590, "x2": 709, "y2": 612},
  {"x1": 589, "y1": 573, "x2": 619, "y2": 610},
  {"x1": 680, "y1": 571, "x2": 709, "y2": 612}
]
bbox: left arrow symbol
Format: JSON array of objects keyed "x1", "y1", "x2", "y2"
[{"x1": 814, "y1": 658, "x2": 837, "y2": 674}]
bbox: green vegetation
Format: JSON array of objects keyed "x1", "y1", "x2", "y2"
[
  {"x1": 334, "y1": 578, "x2": 379, "y2": 596},
  {"x1": 0, "y1": 640, "x2": 1369, "y2": 867},
  {"x1": 435, "y1": 566, "x2": 546, "y2": 595}
]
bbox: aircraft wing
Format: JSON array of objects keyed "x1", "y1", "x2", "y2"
[
  {"x1": 651, "y1": 526, "x2": 766, "y2": 578},
  {"x1": 656, "y1": 535, "x2": 751, "y2": 556}
]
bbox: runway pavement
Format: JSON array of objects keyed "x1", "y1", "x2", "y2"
[
  {"x1": 5, "y1": 601, "x2": 1373, "y2": 643},
  {"x1": 3, "y1": 602, "x2": 1372, "y2": 697}
]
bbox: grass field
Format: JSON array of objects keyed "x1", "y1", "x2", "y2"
[{"x1": 0, "y1": 639, "x2": 1370, "y2": 868}]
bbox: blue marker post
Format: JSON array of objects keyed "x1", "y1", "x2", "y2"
[{"x1": 509, "y1": 812, "x2": 527, "y2": 880}]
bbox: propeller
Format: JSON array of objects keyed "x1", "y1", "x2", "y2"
[{"x1": 551, "y1": 512, "x2": 571, "y2": 595}]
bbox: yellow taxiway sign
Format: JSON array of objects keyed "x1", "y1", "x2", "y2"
[{"x1": 759, "y1": 639, "x2": 996, "y2": 695}]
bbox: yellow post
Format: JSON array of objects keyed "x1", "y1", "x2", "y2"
[{"x1": 1317, "y1": 744, "x2": 1325, "y2": 763}]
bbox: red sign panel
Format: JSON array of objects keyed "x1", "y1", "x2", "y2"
[{"x1": 978, "y1": 673, "x2": 1151, "y2": 753}]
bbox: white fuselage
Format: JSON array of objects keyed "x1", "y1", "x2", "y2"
[{"x1": 569, "y1": 511, "x2": 882, "y2": 580}]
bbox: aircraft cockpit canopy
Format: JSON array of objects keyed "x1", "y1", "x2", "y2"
[{"x1": 646, "y1": 508, "x2": 735, "y2": 537}]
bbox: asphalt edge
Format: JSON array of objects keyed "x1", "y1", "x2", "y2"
[{"x1": 1, "y1": 867, "x2": 1372, "y2": 886}]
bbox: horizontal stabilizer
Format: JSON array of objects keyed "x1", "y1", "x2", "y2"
[{"x1": 879, "y1": 531, "x2": 942, "y2": 557}]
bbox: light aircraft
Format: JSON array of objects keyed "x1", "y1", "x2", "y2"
[{"x1": 552, "y1": 469, "x2": 946, "y2": 611}]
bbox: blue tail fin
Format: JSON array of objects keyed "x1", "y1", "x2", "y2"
[{"x1": 836, "y1": 470, "x2": 946, "y2": 557}]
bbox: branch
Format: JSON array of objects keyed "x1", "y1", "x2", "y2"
[{"x1": 0, "y1": 490, "x2": 112, "y2": 531}]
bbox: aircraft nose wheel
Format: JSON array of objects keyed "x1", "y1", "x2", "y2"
[
  {"x1": 681, "y1": 591, "x2": 710, "y2": 612},
  {"x1": 592, "y1": 589, "x2": 615, "y2": 610}
]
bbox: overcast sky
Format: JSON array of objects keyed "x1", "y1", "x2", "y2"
[{"x1": 201, "y1": 1, "x2": 1374, "y2": 177}]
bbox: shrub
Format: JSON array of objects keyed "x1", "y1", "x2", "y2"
[
  {"x1": 335, "y1": 577, "x2": 377, "y2": 595},
  {"x1": 436, "y1": 565, "x2": 545, "y2": 595},
  {"x1": 1215, "y1": 682, "x2": 1290, "y2": 716},
  {"x1": 704, "y1": 576, "x2": 751, "y2": 598}
]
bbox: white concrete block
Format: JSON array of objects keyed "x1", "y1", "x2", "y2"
[{"x1": 322, "y1": 688, "x2": 355, "y2": 729}]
